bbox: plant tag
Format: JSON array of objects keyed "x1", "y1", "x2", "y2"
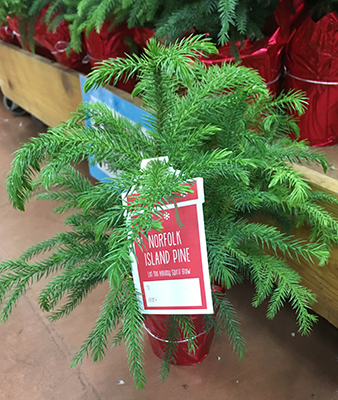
[{"x1": 126, "y1": 176, "x2": 213, "y2": 315}]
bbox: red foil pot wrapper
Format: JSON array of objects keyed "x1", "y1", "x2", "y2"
[
  {"x1": 130, "y1": 26, "x2": 155, "y2": 50},
  {"x1": 6, "y1": 15, "x2": 56, "y2": 61},
  {"x1": 144, "y1": 314, "x2": 214, "y2": 365},
  {"x1": 0, "y1": 23, "x2": 19, "y2": 45},
  {"x1": 200, "y1": 29, "x2": 284, "y2": 95},
  {"x1": 34, "y1": 7, "x2": 90, "y2": 73},
  {"x1": 285, "y1": 12, "x2": 338, "y2": 146},
  {"x1": 85, "y1": 21, "x2": 154, "y2": 93},
  {"x1": 265, "y1": 0, "x2": 308, "y2": 38}
]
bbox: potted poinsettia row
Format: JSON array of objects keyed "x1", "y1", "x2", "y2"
[{"x1": 1, "y1": 36, "x2": 337, "y2": 388}]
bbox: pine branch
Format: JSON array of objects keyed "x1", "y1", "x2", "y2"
[
  {"x1": 70, "y1": 282, "x2": 124, "y2": 365},
  {"x1": 18, "y1": 233, "x2": 64, "y2": 261},
  {"x1": 207, "y1": 242, "x2": 242, "y2": 289},
  {"x1": 7, "y1": 120, "x2": 147, "y2": 210},
  {"x1": 239, "y1": 222, "x2": 330, "y2": 264},
  {"x1": 38, "y1": 253, "x2": 108, "y2": 313},
  {"x1": 212, "y1": 289, "x2": 246, "y2": 359},
  {"x1": 122, "y1": 277, "x2": 146, "y2": 389},
  {"x1": 203, "y1": 313, "x2": 222, "y2": 335},
  {"x1": 177, "y1": 315, "x2": 198, "y2": 355},
  {"x1": 268, "y1": 165, "x2": 312, "y2": 206},
  {"x1": 264, "y1": 138, "x2": 328, "y2": 172},
  {"x1": 0, "y1": 257, "x2": 65, "y2": 321},
  {"x1": 155, "y1": 1, "x2": 221, "y2": 44},
  {"x1": 158, "y1": 315, "x2": 180, "y2": 382},
  {"x1": 47, "y1": 272, "x2": 105, "y2": 322},
  {"x1": 85, "y1": 35, "x2": 218, "y2": 92},
  {"x1": 64, "y1": 212, "x2": 103, "y2": 232},
  {"x1": 296, "y1": 202, "x2": 338, "y2": 249},
  {"x1": 248, "y1": 253, "x2": 317, "y2": 334},
  {"x1": 218, "y1": 0, "x2": 237, "y2": 43},
  {"x1": 309, "y1": 191, "x2": 338, "y2": 206}
]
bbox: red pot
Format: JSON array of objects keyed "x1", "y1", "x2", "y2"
[{"x1": 144, "y1": 314, "x2": 214, "y2": 366}]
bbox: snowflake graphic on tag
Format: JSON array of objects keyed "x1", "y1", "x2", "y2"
[{"x1": 163, "y1": 212, "x2": 170, "y2": 221}]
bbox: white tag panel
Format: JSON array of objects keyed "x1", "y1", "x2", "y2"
[{"x1": 143, "y1": 278, "x2": 202, "y2": 308}]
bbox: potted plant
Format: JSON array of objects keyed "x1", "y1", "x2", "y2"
[
  {"x1": 60, "y1": 0, "x2": 280, "y2": 47},
  {"x1": 0, "y1": 0, "x2": 49, "y2": 54},
  {"x1": 284, "y1": 0, "x2": 338, "y2": 146},
  {"x1": 0, "y1": 0, "x2": 90, "y2": 70},
  {"x1": 1, "y1": 36, "x2": 337, "y2": 389}
]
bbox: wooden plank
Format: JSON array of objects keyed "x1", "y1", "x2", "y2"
[
  {"x1": 287, "y1": 238, "x2": 338, "y2": 328},
  {"x1": 0, "y1": 41, "x2": 81, "y2": 127},
  {"x1": 267, "y1": 166, "x2": 338, "y2": 328},
  {"x1": 263, "y1": 223, "x2": 338, "y2": 328},
  {"x1": 0, "y1": 41, "x2": 143, "y2": 127},
  {"x1": 295, "y1": 164, "x2": 338, "y2": 197},
  {"x1": 295, "y1": 164, "x2": 338, "y2": 219}
]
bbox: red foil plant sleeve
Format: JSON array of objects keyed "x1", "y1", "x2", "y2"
[
  {"x1": 33, "y1": 7, "x2": 90, "y2": 73},
  {"x1": 285, "y1": 12, "x2": 338, "y2": 146},
  {"x1": 0, "y1": 23, "x2": 19, "y2": 45},
  {"x1": 6, "y1": 15, "x2": 56, "y2": 61},
  {"x1": 265, "y1": 0, "x2": 308, "y2": 37},
  {"x1": 200, "y1": 29, "x2": 285, "y2": 95},
  {"x1": 200, "y1": 0, "x2": 308, "y2": 95},
  {"x1": 84, "y1": 20, "x2": 153, "y2": 93},
  {"x1": 144, "y1": 314, "x2": 214, "y2": 366}
]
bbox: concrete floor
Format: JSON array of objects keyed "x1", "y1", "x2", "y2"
[{"x1": 0, "y1": 97, "x2": 338, "y2": 400}]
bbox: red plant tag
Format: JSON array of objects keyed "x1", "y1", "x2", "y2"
[{"x1": 126, "y1": 178, "x2": 213, "y2": 314}]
